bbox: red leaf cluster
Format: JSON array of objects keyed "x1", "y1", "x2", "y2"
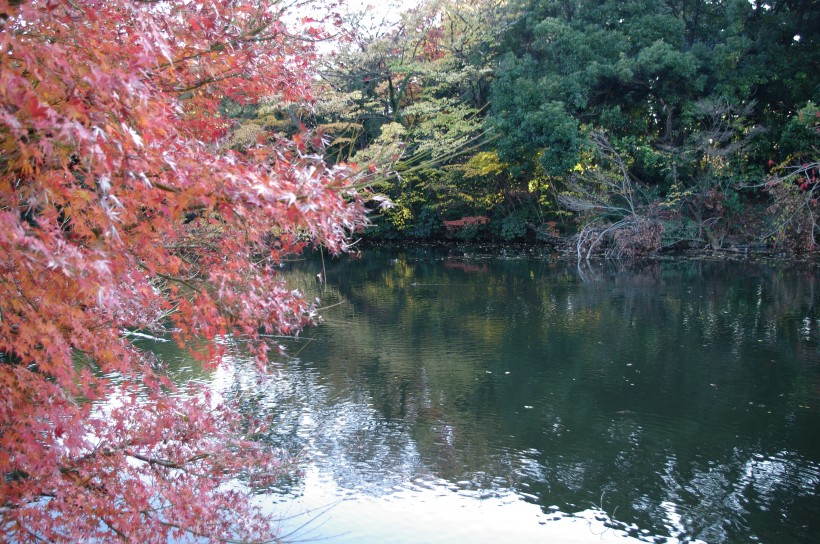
[
  {"x1": 0, "y1": 1, "x2": 368, "y2": 541},
  {"x1": 443, "y1": 215, "x2": 489, "y2": 232}
]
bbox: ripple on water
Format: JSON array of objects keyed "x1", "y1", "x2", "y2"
[{"x1": 263, "y1": 467, "x2": 652, "y2": 544}]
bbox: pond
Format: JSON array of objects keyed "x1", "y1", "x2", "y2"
[{"x1": 150, "y1": 248, "x2": 820, "y2": 543}]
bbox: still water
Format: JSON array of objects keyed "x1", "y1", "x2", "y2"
[{"x1": 155, "y1": 248, "x2": 820, "y2": 543}]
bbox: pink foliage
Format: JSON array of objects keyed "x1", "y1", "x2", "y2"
[{"x1": 0, "y1": 1, "x2": 368, "y2": 541}]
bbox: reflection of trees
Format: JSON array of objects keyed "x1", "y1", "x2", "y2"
[
  {"x1": 276, "y1": 250, "x2": 819, "y2": 543},
  {"x1": 128, "y1": 335, "x2": 215, "y2": 383}
]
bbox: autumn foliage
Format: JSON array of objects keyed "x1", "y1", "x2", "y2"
[
  {"x1": 442, "y1": 215, "x2": 489, "y2": 234},
  {"x1": 0, "y1": 0, "x2": 367, "y2": 541}
]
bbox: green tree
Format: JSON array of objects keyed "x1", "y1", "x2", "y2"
[
  {"x1": 315, "y1": 0, "x2": 519, "y2": 238},
  {"x1": 490, "y1": 0, "x2": 818, "y2": 252}
]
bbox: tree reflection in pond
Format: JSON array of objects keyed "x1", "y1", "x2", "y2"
[{"x1": 183, "y1": 249, "x2": 820, "y2": 543}]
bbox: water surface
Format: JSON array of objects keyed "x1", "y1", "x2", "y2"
[{"x1": 179, "y1": 249, "x2": 820, "y2": 543}]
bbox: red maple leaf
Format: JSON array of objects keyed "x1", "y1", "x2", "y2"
[{"x1": 0, "y1": 1, "x2": 370, "y2": 542}]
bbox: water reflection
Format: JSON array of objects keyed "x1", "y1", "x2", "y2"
[{"x1": 152, "y1": 249, "x2": 820, "y2": 543}]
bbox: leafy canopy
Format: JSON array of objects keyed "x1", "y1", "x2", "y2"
[{"x1": 0, "y1": 0, "x2": 367, "y2": 542}]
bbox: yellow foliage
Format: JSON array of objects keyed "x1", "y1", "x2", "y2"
[
  {"x1": 528, "y1": 178, "x2": 550, "y2": 193},
  {"x1": 317, "y1": 121, "x2": 363, "y2": 135},
  {"x1": 386, "y1": 203, "x2": 413, "y2": 231},
  {"x1": 462, "y1": 151, "x2": 506, "y2": 178},
  {"x1": 225, "y1": 121, "x2": 264, "y2": 148},
  {"x1": 661, "y1": 184, "x2": 693, "y2": 208}
]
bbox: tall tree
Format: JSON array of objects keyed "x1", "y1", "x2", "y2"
[
  {"x1": 490, "y1": 0, "x2": 819, "y2": 251},
  {"x1": 0, "y1": 0, "x2": 368, "y2": 542},
  {"x1": 316, "y1": 0, "x2": 523, "y2": 238}
]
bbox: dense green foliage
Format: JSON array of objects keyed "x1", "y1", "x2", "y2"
[
  {"x1": 229, "y1": 0, "x2": 818, "y2": 253},
  {"x1": 488, "y1": 0, "x2": 819, "y2": 253}
]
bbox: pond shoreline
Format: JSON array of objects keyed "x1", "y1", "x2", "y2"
[{"x1": 354, "y1": 237, "x2": 820, "y2": 266}]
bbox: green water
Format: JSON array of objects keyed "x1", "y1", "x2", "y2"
[{"x1": 167, "y1": 248, "x2": 820, "y2": 543}]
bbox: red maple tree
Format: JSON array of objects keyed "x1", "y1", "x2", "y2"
[{"x1": 0, "y1": 0, "x2": 367, "y2": 541}]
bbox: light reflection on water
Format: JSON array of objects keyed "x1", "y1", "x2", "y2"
[
  {"x1": 154, "y1": 249, "x2": 820, "y2": 543},
  {"x1": 263, "y1": 467, "x2": 647, "y2": 544}
]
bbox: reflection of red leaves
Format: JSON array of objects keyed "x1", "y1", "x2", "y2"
[{"x1": 443, "y1": 260, "x2": 488, "y2": 274}]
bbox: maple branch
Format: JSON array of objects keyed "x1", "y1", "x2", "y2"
[
  {"x1": 21, "y1": 526, "x2": 52, "y2": 544},
  {"x1": 126, "y1": 452, "x2": 178, "y2": 469},
  {"x1": 155, "y1": 18, "x2": 280, "y2": 74},
  {"x1": 162, "y1": 243, "x2": 214, "y2": 250},
  {"x1": 136, "y1": 260, "x2": 203, "y2": 293},
  {"x1": 151, "y1": 181, "x2": 181, "y2": 194},
  {"x1": 126, "y1": 451, "x2": 210, "y2": 470},
  {"x1": 99, "y1": 517, "x2": 131, "y2": 543},
  {"x1": 168, "y1": 58, "x2": 253, "y2": 95},
  {"x1": 1, "y1": 2, "x2": 369, "y2": 540}
]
